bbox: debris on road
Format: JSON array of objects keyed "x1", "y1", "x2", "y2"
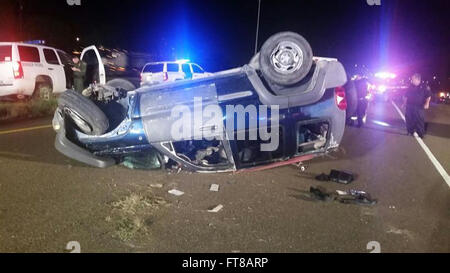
[
  {"x1": 208, "y1": 204, "x2": 224, "y2": 213},
  {"x1": 315, "y1": 169, "x2": 355, "y2": 184},
  {"x1": 315, "y1": 173, "x2": 330, "y2": 182},
  {"x1": 299, "y1": 186, "x2": 377, "y2": 206},
  {"x1": 309, "y1": 186, "x2": 334, "y2": 202},
  {"x1": 168, "y1": 189, "x2": 185, "y2": 196},
  {"x1": 294, "y1": 162, "x2": 307, "y2": 172},
  {"x1": 210, "y1": 184, "x2": 220, "y2": 192},
  {"x1": 336, "y1": 189, "x2": 377, "y2": 205},
  {"x1": 150, "y1": 183, "x2": 163, "y2": 188}
]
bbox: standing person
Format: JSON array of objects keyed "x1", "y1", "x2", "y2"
[
  {"x1": 355, "y1": 78, "x2": 369, "y2": 127},
  {"x1": 403, "y1": 73, "x2": 431, "y2": 138},
  {"x1": 71, "y1": 55, "x2": 86, "y2": 93}
]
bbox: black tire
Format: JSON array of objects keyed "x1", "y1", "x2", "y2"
[
  {"x1": 105, "y1": 79, "x2": 136, "y2": 91},
  {"x1": 344, "y1": 80, "x2": 358, "y2": 118},
  {"x1": 259, "y1": 32, "x2": 313, "y2": 86},
  {"x1": 58, "y1": 90, "x2": 109, "y2": 135},
  {"x1": 33, "y1": 83, "x2": 52, "y2": 100}
]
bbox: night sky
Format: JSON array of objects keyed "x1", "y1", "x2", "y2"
[{"x1": 1, "y1": 0, "x2": 449, "y2": 85}]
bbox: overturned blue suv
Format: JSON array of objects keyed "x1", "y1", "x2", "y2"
[{"x1": 53, "y1": 32, "x2": 348, "y2": 173}]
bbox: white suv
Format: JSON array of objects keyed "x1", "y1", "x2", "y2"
[
  {"x1": 140, "y1": 61, "x2": 211, "y2": 86},
  {"x1": 0, "y1": 42, "x2": 72, "y2": 99}
]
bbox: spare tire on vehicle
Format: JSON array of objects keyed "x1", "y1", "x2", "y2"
[
  {"x1": 105, "y1": 78, "x2": 136, "y2": 91},
  {"x1": 259, "y1": 32, "x2": 313, "y2": 86},
  {"x1": 58, "y1": 90, "x2": 109, "y2": 136}
]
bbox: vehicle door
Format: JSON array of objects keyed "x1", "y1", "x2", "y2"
[
  {"x1": 191, "y1": 63, "x2": 206, "y2": 79},
  {"x1": 166, "y1": 63, "x2": 182, "y2": 81},
  {"x1": 182, "y1": 63, "x2": 193, "y2": 80},
  {"x1": 215, "y1": 73, "x2": 288, "y2": 170},
  {"x1": 139, "y1": 79, "x2": 235, "y2": 172},
  {"x1": 80, "y1": 46, "x2": 106, "y2": 86},
  {"x1": 57, "y1": 50, "x2": 74, "y2": 89},
  {"x1": 0, "y1": 44, "x2": 14, "y2": 87},
  {"x1": 141, "y1": 63, "x2": 165, "y2": 85},
  {"x1": 42, "y1": 48, "x2": 65, "y2": 92}
]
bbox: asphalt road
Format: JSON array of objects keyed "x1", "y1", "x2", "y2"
[{"x1": 0, "y1": 100, "x2": 449, "y2": 253}]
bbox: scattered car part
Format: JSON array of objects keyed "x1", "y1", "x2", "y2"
[
  {"x1": 315, "y1": 169, "x2": 354, "y2": 184},
  {"x1": 208, "y1": 204, "x2": 224, "y2": 213},
  {"x1": 210, "y1": 184, "x2": 219, "y2": 192},
  {"x1": 309, "y1": 186, "x2": 335, "y2": 202},
  {"x1": 168, "y1": 189, "x2": 184, "y2": 196},
  {"x1": 335, "y1": 189, "x2": 377, "y2": 205},
  {"x1": 307, "y1": 187, "x2": 377, "y2": 206},
  {"x1": 329, "y1": 169, "x2": 354, "y2": 184},
  {"x1": 315, "y1": 173, "x2": 330, "y2": 182},
  {"x1": 295, "y1": 162, "x2": 307, "y2": 172}
]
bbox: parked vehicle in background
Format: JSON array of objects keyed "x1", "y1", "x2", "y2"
[
  {"x1": 53, "y1": 32, "x2": 349, "y2": 173},
  {"x1": 366, "y1": 72, "x2": 408, "y2": 102},
  {"x1": 0, "y1": 42, "x2": 73, "y2": 100},
  {"x1": 140, "y1": 61, "x2": 212, "y2": 86},
  {"x1": 437, "y1": 91, "x2": 450, "y2": 104}
]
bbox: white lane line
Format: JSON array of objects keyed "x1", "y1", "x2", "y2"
[{"x1": 391, "y1": 101, "x2": 450, "y2": 187}]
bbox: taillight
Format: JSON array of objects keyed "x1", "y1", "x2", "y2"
[
  {"x1": 163, "y1": 72, "x2": 168, "y2": 81},
  {"x1": 12, "y1": 61, "x2": 24, "y2": 79},
  {"x1": 140, "y1": 73, "x2": 143, "y2": 82},
  {"x1": 335, "y1": 86, "x2": 347, "y2": 110}
]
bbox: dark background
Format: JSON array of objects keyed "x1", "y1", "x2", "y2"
[{"x1": 0, "y1": 0, "x2": 449, "y2": 87}]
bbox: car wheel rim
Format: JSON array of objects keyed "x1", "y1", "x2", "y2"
[
  {"x1": 270, "y1": 41, "x2": 303, "y2": 75},
  {"x1": 41, "y1": 89, "x2": 50, "y2": 100},
  {"x1": 64, "y1": 107, "x2": 92, "y2": 134}
]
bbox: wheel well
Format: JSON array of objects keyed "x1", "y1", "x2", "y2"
[{"x1": 35, "y1": 75, "x2": 53, "y2": 89}]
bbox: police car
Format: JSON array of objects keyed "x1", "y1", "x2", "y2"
[
  {"x1": 0, "y1": 42, "x2": 73, "y2": 100},
  {"x1": 140, "y1": 60, "x2": 212, "y2": 86}
]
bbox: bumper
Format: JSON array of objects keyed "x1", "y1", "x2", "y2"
[
  {"x1": 55, "y1": 130, "x2": 116, "y2": 168},
  {"x1": 53, "y1": 111, "x2": 115, "y2": 168},
  {"x1": 0, "y1": 80, "x2": 34, "y2": 97}
]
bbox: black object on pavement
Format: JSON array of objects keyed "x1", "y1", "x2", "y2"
[
  {"x1": 309, "y1": 186, "x2": 334, "y2": 201},
  {"x1": 308, "y1": 187, "x2": 377, "y2": 206},
  {"x1": 315, "y1": 173, "x2": 330, "y2": 181},
  {"x1": 315, "y1": 170, "x2": 354, "y2": 184},
  {"x1": 329, "y1": 169, "x2": 354, "y2": 184}
]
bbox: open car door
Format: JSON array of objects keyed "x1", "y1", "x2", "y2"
[{"x1": 80, "y1": 45, "x2": 106, "y2": 86}]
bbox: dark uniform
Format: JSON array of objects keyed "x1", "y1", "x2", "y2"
[
  {"x1": 404, "y1": 85, "x2": 431, "y2": 137},
  {"x1": 355, "y1": 79, "x2": 369, "y2": 127},
  {"x1": 73, "y1": 60, "x2": 87, "y2": 93}
]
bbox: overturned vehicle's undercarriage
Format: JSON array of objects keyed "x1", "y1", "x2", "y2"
[{"x1": 53, "y1": 32, "x2": 348, "y2": 173}]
